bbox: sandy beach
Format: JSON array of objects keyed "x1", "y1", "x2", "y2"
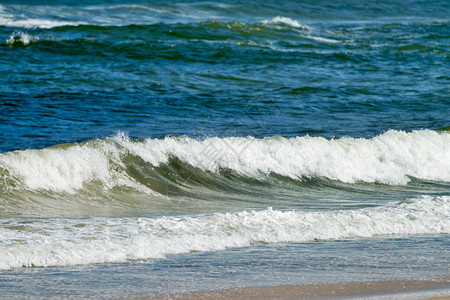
[{"x1": 144, "y1": 279, "x2": 450, "y2": 300}]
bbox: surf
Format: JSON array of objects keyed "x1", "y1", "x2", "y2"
[
  {"x1": 0, "y1": 195, "x2": 448, "y2": 270},
  {"x1": 1, "y1": 130, "x2": 449, "y2": 193}
]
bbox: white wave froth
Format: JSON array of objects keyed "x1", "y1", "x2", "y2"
[
  {"x1": 0, "y1": 17, "x2": 83, "y2": 29},
  {"x1": 261, "y1": 16, "x2": 310, "y2": 30},
  {"x1": 5, "y1": 31, "x2": 38, "y2": 45},
  {"x1": 0, "y1": 130, "x2": 449, "y2": 193},
  {"x1": 0, "y1": 195, "x2": 448, "y2": 270},
  {"x1": 0, "y1": 140, "x2": 149, "y2": 193},
  {"x1": 120, "y1": 129, "x2": 450, "y2": 185}
]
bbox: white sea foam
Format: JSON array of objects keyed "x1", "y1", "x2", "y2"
[
  {"x1": 0, "y1": 18, "x2": 83, "y2": 29},
  {"x1": 261, "y1": 17, "x2": 343, "y2": 44},
  {"x1": 261, "y1": 16, "x2": 310, "y2": 30},
  {"x1": 1, "y1": 130, "x2": 449, "y2": 193},
  {"x1": 5, "y1": 31, "x2": 38, "y2": 45},
  {"x1": 118, "y1": 129, "x2": 450, "y2": 185},
  {"x1": 1, "y1": 146, "x2": 111, "y2": 192},
  {"x1": 0, "y1": 141, "x2": 151, "y2": 194},
  {"x1": 0, "y1": 195, "x2": 448, "y2": 270}
]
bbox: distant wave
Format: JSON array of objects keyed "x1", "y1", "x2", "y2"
[
  {"x1": 0, "y1": 3, "x2": 241, "y2": 29},
  {"x1": 1, "y1": 130, "x2": 449, "y2": 197},
  {"x1": 0, "y1": 5, "x2": 301, "y2": 29},
  {"x1": 0, "y1": 13, "x2": 309, "y2": 30},
  {"x1": 1, "y1": 1, "x2": 446, "y2": 31},
  {"x1": 0, "y1": 19, "x2": 83, "y2": 29},
  {"x1": 2, "y1": 20, "x2": 444, "y2": 56},
  {"x1": 260, "y1": 16, "x2": 310, "y2": 29},
  {"x1": 4, "y1": 31, "x2": 38, "y2": 45},
  {"x1": 0, "y1": 19, "x2": 323, "y2": 51},
  {"x1": 0, "y1": 195, "x2": 448, "y2": 270}
]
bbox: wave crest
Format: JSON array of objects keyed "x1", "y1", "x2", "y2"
[
  {"x1": 1, "y1": 130, "x2": 449, "y2": 195},
  {"x1": 4, "y1": 31, "x2": 38, "y2": 45},
  {"x1": 261, "y1": 16, "x2": 310, "y2": 30}
]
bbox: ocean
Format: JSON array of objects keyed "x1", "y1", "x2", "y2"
[{"x1": 0, "y1": 0, "x2": 449, "y2": 298}]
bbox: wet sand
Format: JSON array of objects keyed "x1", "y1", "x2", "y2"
[{"x1": 142, "y1": 279, "x2": 450, "y2": 299}]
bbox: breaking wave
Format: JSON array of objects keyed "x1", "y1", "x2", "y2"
[
  {"x1": 1, "y1": 130, "x2": 449, "y2": 195},
  {"x1": 0, "y1": 195, "x2": 448, "y2": 270},
  {"x1": 4, "y1": 31, "x2": 38, "y2": 45}
]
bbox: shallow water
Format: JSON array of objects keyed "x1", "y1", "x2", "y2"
[{"x1": 1, "y1": 236, "x2": 449, "y2": 298}]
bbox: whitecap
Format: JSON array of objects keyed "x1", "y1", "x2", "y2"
[
  {"x1": 261, "y1": 16, "x2": 311, "y2": 30},
  {"x1": 5, "y1": 31, "x2": 38, "y2": 45},
  {"x1": 0, "y1": 18, "x2": 83, "y2": 29},
  {"x1": 1, "y1": 130, "x2": 449, "y2": 194}
]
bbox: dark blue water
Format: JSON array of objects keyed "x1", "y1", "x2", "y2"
[{"x1": 1, "y1": 0, "x2": 449, "y2": 152}]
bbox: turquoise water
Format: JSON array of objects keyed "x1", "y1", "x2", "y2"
[{"x1": 0, "y1": 0, "x2": 449, "y2": 297}]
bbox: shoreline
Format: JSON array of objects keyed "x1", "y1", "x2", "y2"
[{"x1": 142, "y1": 279, "x2": 450, "y2": 300}]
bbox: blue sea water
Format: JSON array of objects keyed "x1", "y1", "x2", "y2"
[{"x1": 0, "y1": 0, "x2": 449, "y2": 298}]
